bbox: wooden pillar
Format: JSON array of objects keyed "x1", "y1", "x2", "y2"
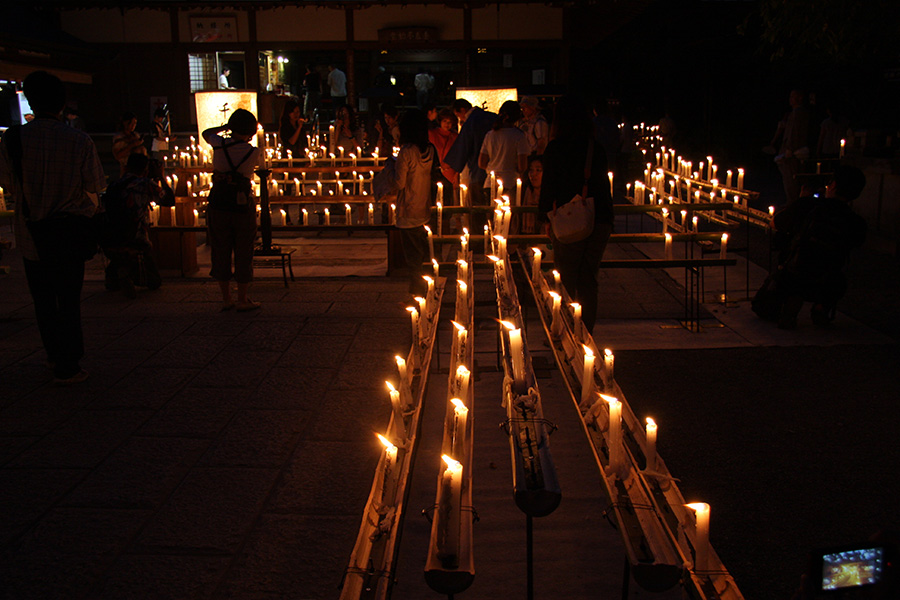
[
  {"x1": 345, "y1": 7, "x2": 356, "y2": 108},
  {"x1": 463, "y1": 6, "x2": 473, "y2": 86}
]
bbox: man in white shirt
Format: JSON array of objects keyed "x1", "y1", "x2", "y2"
[
  {"x1": 218, "y1": 68, "x2": 234, "y2": 90},
  {"x1": 327, "y1": 65, "x2": 347, "y2": 108}
]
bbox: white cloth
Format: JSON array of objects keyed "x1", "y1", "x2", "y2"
[
  {"x1": 327, "y1": 68, "x2": 347, "y2": 98},
  {"x1": 480, "y1": 127, "x2": 529, "y2": 191},
  {"x1": 394, "y1": 144, "x2": 435, "y2": 229},
  {"x1": 218, "y1": 73, "x2": 231, "y2": 89},
  {"x1": 202, "y1": 128, "x2": 263, "y2": 178},
  {"x1": 518, "y1": 114, "x2": 548, "y2": 155}
]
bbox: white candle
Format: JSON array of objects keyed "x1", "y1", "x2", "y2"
[
  {"x1": 720, "y1": 233, "x2": 728, "y2": 259},
  {"x1": 316, "y1": 180, "x2": 323, "y2": 196},
  {"x1": 686, "y1": 502, "x2": 710, "y2": 573},
  {"x1": 516, "y1": 178, "x2": 522, "y2": 206},
  {"x1": 455, "y1": 365, "x2": 470, "y2": 406},
  {"x1": 737, "y1": 168, "x2": 744, "y2": 190},
  {"x1": 502, "y1": 321, "x2": 526, "y2": 384},
  {"x1": 602, "y1": 394, "x2": 624, "y2": 477},
  {"x1": 570, "y1": 302, "x2": 582, "y2": 335},
  {"x1": 660, "y1": 207, "x2": 668, "y2": 234},
  {"x1": 345, "y1": 203, "x2": 352, "y2": 224},
  {"x1": 432, "y1": 258, "x2": 439, "y2": 281},
  {"x1": 645, "y1": 417, "x2": 657, "y2": 472},
  {"x1": 407, "y1": 306, "x2": 419, "y2": 347},
  {"x1": 603, "y1": 348, "x2": 614, "y2": 388},
  {"x1": 169, "y1": 205, "x2": 176, "y2": 226},
  {"x1": 423, "y1": 275, "x2": 435, "y2": 302},
  {"x1": 840, "y1": 139, "x2": 846, "y2": 158},
  {"x1": 456, "y1": 259, "x2": 468, "y2": 284},
  {"x1": 395, "y1": 355, "x2": 408, "y2": 383},
  {"x1": 415, "y1": 296, "x2": 427, "y2": 326},
  {"x1": 457, "y1": 280, "x2": 468, "y2": 324},
  {"x1": 438, "y1": 455, "x2": 463, "y2": 562},
  {"x1": 490, "y1": 171, "x2": 496, "y2": 200},
  {"x1": 376, "y1": 433, "x2": 398, "y2": 502},
  {"x1": 324, "y1": 208, "x2": 330, "y2": 226},
  {"x1": 460, "y1": 184, "x2": 468, "y2": 207},
  {"x1": 425, "y1": 225, "x2": 435, "y2": 262},
  {"x1": 193, "y1": 209, "x2": 199, "y2": 224},
  {"x1": 450, "y1": 398, "x2": 469, "y2": 459},
  {"x1": 665, "y1": 232, "x2": 673, "y2": 260},
  {"x1": 437, "y1": 201, "x2": 443, "y2": 237},
  {"x1": 390, "y1": 204, "x2": 396, "y2": 225},
  {"x1": 452, "y1": 321, "x2": 468, "y2": 365},
  {"x1": 608, "y1": 171, "x2": 614, "y2": 198},
  {"x1": 497, "y1": 180, "x2": 504, "y2": 200},
  {"x1": 692, "y1": 216, "x2": 698, "y2": 232},
  {"x1": 531, "y1": 247, "x2": 542, "y2": 281},
  {"x1": 552, "y1": 269, "x2": 561, "y2": 292},
  {"x1": 302, "y1": 208, "x2": 309, "y2": 226},
  {"x1": 549, "y1": 291, "x2": 562, "y2": 335},
  {"x1": 581, "y1": 345, "x2": 595, "y2": 407},
  {"x1": 488, "y1": 255, "x2": 506, "y2": 286},
  {"x1": 385, "y1": 381, "x2": 405, "y2": 432},
  {"x1": 725, "y1": 169, "x2": 733, "y2": 188},
  {"x1": 368, "y1": 203, "x2": 374, "y2": 225}
]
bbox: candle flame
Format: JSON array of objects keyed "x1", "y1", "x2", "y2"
[
  {"x1": 686, "y1": 502, "x2": 710, "y2": 514},
  {"x1": 487, "y1": 255, "x2": 501, "y2": 263},
  {"x1": 451, "y1": 398, "x2": 467, "y2": 412},
  {"x1": 600, "y1": 393, "x2": 620, "y2": 405},
  {"x1": 395, "y1": 355, "x2": 405, "y2": 367},
  {"x1": 500, "y1": 320, "x2": 516, "y2": 331},
  {"x1": 424, "y1": 225, "x2": 432, "y2": 234},
  {"x1": 549, "y1": 291, "x2": 561, "y2": 300},
  {"x1": 406, "y1": 306, "x2": 418, "y2": 316},
  {"x1": 583, "y1": 345, "x2": 594, "y2": 357},
  {"x1": 451, "y1": 321, "x2": 466, "y2": 332},
  {"x1": 423, "y1": 275, "x2": 433, "y2": 284},
  {"x1": 604, "y1": 348, "x2": 613, "y2": 358},
  {"x1": 665, "y1": 232, "x2": 672, "y2": 242},
  {"x1": 456, "y1": 365, "x2": 470, "y2": 378},
  {"x1": 442, "y1": 454, "x2": 462, "y2": 470},
  {"x1": 376, "y1": 433, "x2": 396, "y2": 450},
  {"x1": 457, "y1": 259, "x2": 468, "y2": 267},
  {"x1": 385, "y1": 381, "x2": 397, "y2": 393},
  {"x1": 646, "y1": 417, "x2": 657, "y2": 429}
]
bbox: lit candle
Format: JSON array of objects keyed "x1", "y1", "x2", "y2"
[
  {"x1": 423, "y1": 275, "x2": 435, "y2": 300},
  {"x1": 665, "y1": 232, "x2": 673, "y2": 260},
  {"x1": 316, "y1": 180, "x2": 323, "y2": 196},
  {"x1": 324, "y1": 208, "x2": 330, "y2": 226},
  {"x1": 345, "y1": 203, "x2": 352, "y2": 224},
  {"x1": 549, "y1": 291, "x2": 562, "y2": 332},
  {"x1": 456, "y1": 280, "x2": 468, "y2": 324},
  {"x1": 432, "y1": 258, "x2": 439, "y2": 281},
  {"x1": 686, "y1": 502, "x2": 710, "y2": 573},
  {"x1": 385, "y1": 381, "x2": 405, "y2": 432},
  {"x1": 368, "y1": 203, "x2": 374, "y2": 225},
  {"x1": 720, "y1": 233, "x2": 728, "y2": 259},
  {"x1": 450, "y1": 398, "x2": 469, "y2": 459},
  {"x1": 840, "y1": 139, "x2": 845, "y2": 158},
  {"x1": 581, "y1": 345, "x2": 595, "y2": 407},
  {"x1": 169, "y1": 205, "x2": 176, "y2": 226},
  {"x1": 502, "y1": 321, "x2": 526, "y2": 384},
  {"x1": 497, "y1": 180, "x2": 504, "y2": 200},
  {"x1": 603, "y1": 348, "x2": 614, "y2": 388},
  {"x1": 455, "y1": 365, "x2": 470, "y2": 406},
  {"x1": 692, "y1": 215, "x2": 698, "y2": 232},
  {"x1": 424, "y1": 225, "x2": 435, "y2": 262},
  {"x1": 516, "y1": 178, "x2": 522, "y2": 206},
  {"x1": 460, "y1": 234, "x2": 468, "y2": 256},
  {"x1": 437, "y1": 201, "x2": 443, "y2": 237},
  {"x1": 725, "y1": 169, "x2": 733, "y2": 188},
  {"x1": 488, "y1": 255, "x2": 506, "y2": 286},
  {"x1": 456, "y1": 259, "x2": 468, "y2": 284},
  {"x1": 490, "y1": 171, "x2": 496, "y2": 200},
  {"x1": 608, "y1": 171, "x2": 614, "y2": 198},
  {"x1": 645, "y1": 417, "x2": 657, "y2": 472},
  {"x1": 660, "y1": 207, "x2": 668, "y2": 234},
  {"x1": 193, "y1": 208, "x2": 199, "y2": 224},
  {"x1": 459, "y1": 184, "x2": 468, "y2": 207},
  {"x1": 552, "y1": 269, "x2": 561, "y2": 292},
  {"x1": 452, "y1": 321, "x2": 468, "y2": 365},
  {"x1": 407, "y1": 306, "x2": 419, "y2": 347},
  {"x1": 737, "y1": 168, "x2": 744, "y2": 190},
  {"x1": 376, "y1": 433, "x2": 398, "y2": 501},
  {"x1": 531, "y1": 247, "x2": 542, "y2": 280},
  {"x1": 390, "y1": 203, "x2": 396, "y2": 225},
  {"x1": 602, "y1": 394, "x2": 624, "y2": 477},
  {"x1": 438, "y1": 455, "x2": 463, "y2": 562},
  {"x1": 415, "y1": 296, "x2": 428, "y2": 325},
  {"x1": 302, "y1": 208, "x2": 309, "y2": 226},
  {"x1": 287, "y1": 149, "x2": 293, "y2": 167},
  {"x1": 570, "y1": 302, "x2": 582, "y2": 335}
]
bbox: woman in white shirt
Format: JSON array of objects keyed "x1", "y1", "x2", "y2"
[{"x1": 479, "y1": 100, "x2": 529, "y2": 202}]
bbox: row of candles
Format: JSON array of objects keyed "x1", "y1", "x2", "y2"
[
  {"x1": 529, "y1": 246, "x2": 714, "y2": 574},
  {"x1": 430, "y1": 246, "x2": 474, "y2": 570}
]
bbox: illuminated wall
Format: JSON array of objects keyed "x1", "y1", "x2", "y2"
[
  {"x1": 194, "y1": 91, "x2": 259, "y2": 150},
  {"x1": 455, "y1": 87, "x2": 518, "y2": 114}
]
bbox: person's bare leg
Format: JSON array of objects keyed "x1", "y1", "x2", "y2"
[{"x1": 218, "y1": 280, "x2": 235, "y2": 310}]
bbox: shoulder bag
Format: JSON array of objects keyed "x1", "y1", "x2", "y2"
[{"x1": 548, "y1": 140, "x2": 595, "y2": 244}]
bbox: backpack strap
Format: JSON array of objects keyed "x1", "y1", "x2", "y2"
[{"x1": 221, "y1": 141, "x2": 255, "y2": 174}]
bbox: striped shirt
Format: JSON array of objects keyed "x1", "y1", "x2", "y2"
[{"x1": 0, "y1": 117, "x2": 107, "y2": 260}]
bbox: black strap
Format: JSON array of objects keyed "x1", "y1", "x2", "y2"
[{"x1": 221, "y1": 141, "x2": 255, "y2": 174}]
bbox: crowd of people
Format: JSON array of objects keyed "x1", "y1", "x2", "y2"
[{"x1": 0, "y1": 69, "x2": 873, "y2": 387}]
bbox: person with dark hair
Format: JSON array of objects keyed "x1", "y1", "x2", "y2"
[
  {"x1": 0, "y1": 71, "x2": 107, "y2": 384},
  {"x1": 518, "y1": 96, "x2": 548, "y2": 157},
  {"x1": 521, "y1": 155, "x2": 543, "y2": 234},
  {"x1": 219, "y1": 68, "x2": 234, "y2": 90},
  {"x1": 150, "y1": 107, "x2": 171, "y2": 160},
  {"x1": 392, "y1": 109, "x2": 437, "y2": 296},
  {"x1": 327, "y1": 64, "x2": 347, "y2": 108},
  {"x1": 429, "y1": 108, "x2": 459, "y2": 190},
  {"x1": 112, "y1": 111, "x2": 147, "y2": 176},
  {"x1": 374, "y1": 104, "x2": 400, "y2": 151},
  {"x1": 334, "y1": 104, "x2": 365, "y2": 150},
  {"x1": 279, "y1": 99, "x2": 307, "y2": 156},
  {"x1": 538, "y1": 95, "x2": 614, "y2": 337},
  {"x1": 303, "y1": 64, "x2": 322, "y2": 114},
  {"x1": 203, "y1": 108, "x2": 263, "y2": 312},
  {"x1": 100, "y1": 153, "x2": 164, "y2": 297},
  {"x1": 479, "y1": 100, "x2": 529, "y2": 201},
  {"x1": 767, "y1": 165, "x2": 868, "y2": 329},
  {"x1": 444, "y1": 98, "x2": 497, "y2": 211}
]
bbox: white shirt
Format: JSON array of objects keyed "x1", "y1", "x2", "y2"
[
  {"x1": 218, "y1": 74, "x2": 231, "y2": 89},
  {"x1": 480, "y1": 127, "x2": 529, "y2": 190},
  {"x1": 327, "y1": 68, "x2": 347, "y2": 97}
]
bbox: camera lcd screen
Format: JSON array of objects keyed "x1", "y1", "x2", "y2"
[{"x1": 821, "y1": 546, "x2": 884, "y2": 590}]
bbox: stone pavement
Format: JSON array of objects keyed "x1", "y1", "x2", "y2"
[{"x1": 1, "y1": 221, "x2": 897, "y2": 600}]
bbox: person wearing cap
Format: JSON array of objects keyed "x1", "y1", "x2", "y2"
[
  {"x1": 518, "y1": 96, "x2": 549, "y2": 157},
  {"x1": 202, "y1": 108, "x2": 264, "y2": 312}
]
